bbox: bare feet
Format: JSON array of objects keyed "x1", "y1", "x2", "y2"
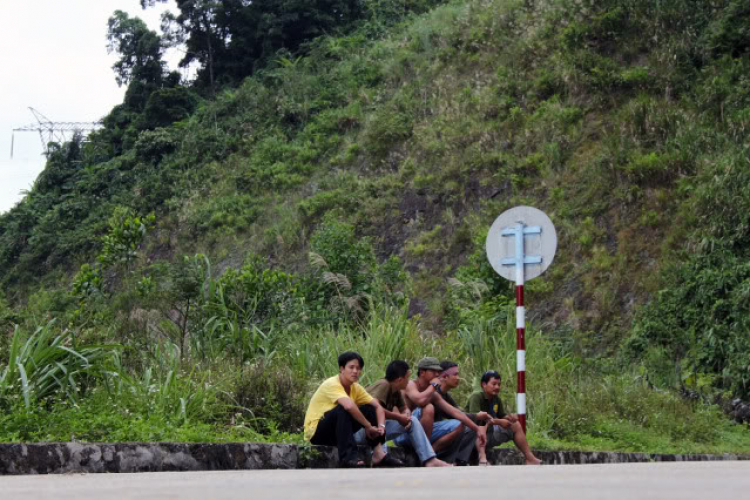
[
  {"x1": 526, "y1": 457, "x2": 542, "y2": 465},
  {"x1": 372, "y1": 444, "x2": 386, "y2": 463},
  {"x1": 424, "y1": 457, "x2": 452, "y2": 467}
]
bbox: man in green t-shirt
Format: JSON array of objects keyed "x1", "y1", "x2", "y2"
[
  {"x1": 355, "y1": 360, "x2": 450, "y2": 467},
  {"x1": 466, "y1": 370, "x2": 541, "y2": 465}
]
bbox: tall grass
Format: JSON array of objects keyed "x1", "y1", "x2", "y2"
[
  {"x1": 103, "y1": 343, "x2": 225, "y2": 424},
  {"x1": 0, "y1": 321, "x2": 114, "y2": 409},
  {"x1": 267, "y1": 304, "x2": 749, "y2": 452}
]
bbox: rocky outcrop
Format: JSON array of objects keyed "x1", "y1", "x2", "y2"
[{"x1": 0, "y1": 442, "x2": 746, "y2": 475}]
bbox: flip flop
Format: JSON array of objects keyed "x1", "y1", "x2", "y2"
[
  {"x1": 372, "y1": 454, "x2": 405, "y2": 468},
  {"x1": 339, "y1": 459, "x2": 366, "y2": 468}
]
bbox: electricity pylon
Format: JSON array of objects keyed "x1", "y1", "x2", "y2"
[{"x1": 10, "y1": 107, "x2": 102, "y2": 158}]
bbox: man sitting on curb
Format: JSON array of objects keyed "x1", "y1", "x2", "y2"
[
  {"x1": 467, "y1": 370, "x2": 542, "y2": 465},
  {"x1": 434, "y1": 360, "x2": 486, "y2": 466},
  {"x1": 398, "y1": 357, "x2": 485, "y2": 464},
  {"x1": 304, "y1": 351, "x2": 402, "y2": 468},
  {"x1": 355, "y1": 360, "x2": 451, "y2": 467}
]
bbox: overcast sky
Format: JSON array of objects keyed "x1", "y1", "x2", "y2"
[{"x1": 0, "y1": 0, "x2": 179, "y2": 214}]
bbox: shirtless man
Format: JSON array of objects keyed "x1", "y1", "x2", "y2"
[{"x1": 396, "y1": 357, "x2": 486, "y2": 464}]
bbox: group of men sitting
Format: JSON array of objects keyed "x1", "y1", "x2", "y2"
[{"x1": 303, "y1": 351, "x2": 542, "y2": 468}]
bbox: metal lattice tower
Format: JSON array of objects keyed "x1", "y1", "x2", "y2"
[{"x1": 10, "y1": 107, "x2": 102, "y2": 158}]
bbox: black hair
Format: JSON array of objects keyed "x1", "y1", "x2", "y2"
[
  {"x1": 385, "y1": 360, "x2": 410, "y2": 381},
  {"x1": 439, "y1": 360, "x2": 458, "y2": 372},
  {"x1": 338, "y1": 351, "x2": 364, "y2": 369},
  {"x1": 481, "y1": 370, "x2": 501, "y2": 385}
]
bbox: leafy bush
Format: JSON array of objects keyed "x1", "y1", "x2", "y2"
[
  {"x1": 0, "y1": 321, "x2": 115, "y2": 409},
  {"x1": 626, "y1": 251, "x2": 750, "y2": 399},
  {"x1": 231, "y1": 361, "x2": 310, "y2": 434}
]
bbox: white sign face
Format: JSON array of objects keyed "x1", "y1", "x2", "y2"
[{"x1": 486, "y1": 206, "x2": 557, "y2": 282}]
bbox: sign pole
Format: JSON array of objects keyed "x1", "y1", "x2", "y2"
[
  {"x1": 515, "y1": 234, "x2": 527, "y2": 435},
  {"x1": 487, "y1": 207, "x2": 556, "y2": 438},
  {"x1": 501, "y1": 223, "x2": 540, "y2": 434}
]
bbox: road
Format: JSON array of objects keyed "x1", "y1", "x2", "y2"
[{"x1": 3, "y1": 461, "x2": 749, "y2": 499}]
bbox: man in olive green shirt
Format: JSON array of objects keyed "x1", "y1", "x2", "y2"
[{"x1": 466, "y1": 370, "x2": 541, "y2": 465}]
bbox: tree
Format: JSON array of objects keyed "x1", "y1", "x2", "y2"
[
  {"x1": 107, "y1": 10, "x2": 166, "y2": 88},
  {"x1": 142, "y1": 0, "x2": 368, "y2": 90}
]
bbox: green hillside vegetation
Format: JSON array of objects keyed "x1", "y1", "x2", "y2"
[{"x1": 1, "y1": 0, "x2": 750, "y2": 452}]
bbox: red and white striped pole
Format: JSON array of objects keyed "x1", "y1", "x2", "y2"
[
  {"x1": 516, "y1": 285, "x2": 526, "y2": 433},
  {"x1": 513, "y1": 223, "x2": 527, "y2": 434}
]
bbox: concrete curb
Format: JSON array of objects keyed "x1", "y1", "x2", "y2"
[{"x1": 0, "y1": 442, "x2": 747, "y2": 475}]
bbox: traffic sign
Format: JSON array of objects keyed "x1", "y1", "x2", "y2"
[{"x1": 486, "y1": 206, "x2": 557, "y2": 283}]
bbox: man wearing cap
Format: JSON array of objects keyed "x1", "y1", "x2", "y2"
[
  {"x1": 355, "y1": 360, "x2": 450, "y2": 467},
  {"x1": 397, "y1": 357, "x2": 486, "y2": 464},
  {"x1": 467, "y1": 370, "x2": 541, "y2": 465},
  {"x1": 304, "y1": 351, "x2": 401, "y2": 468}
]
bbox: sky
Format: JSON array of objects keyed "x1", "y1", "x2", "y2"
[{"x1": 0, "y1": 0, "x2": 180, "y2": 214}]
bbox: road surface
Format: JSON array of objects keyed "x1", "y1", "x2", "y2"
[{"x1": 4, "y1": 461, "x2": 749, "y2": 499}]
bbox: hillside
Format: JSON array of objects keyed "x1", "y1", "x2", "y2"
[{"x1": 1, "y1": 0, "x2": 750, "y2": 449}]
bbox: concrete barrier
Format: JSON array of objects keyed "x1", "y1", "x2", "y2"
[{"x1": 0, "y1": 442, "x2": 746, "y2": 475}]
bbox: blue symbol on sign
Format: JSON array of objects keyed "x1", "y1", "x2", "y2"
[{"x1": 500, "y1": 223, "x2": 543, "y2": 270}]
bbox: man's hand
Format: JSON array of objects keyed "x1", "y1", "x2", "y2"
[
  {"x1": 403, "y1": 416, "x2": 413, "y2": 431},
  {"x1": 475, "y1": 430, "x2": 487, "y2": 448},
  {"x1": 506, "y1": 413, "x2": 519, "y2": 423},
  {"x1": 497, "y1": 418, "x2": 511, "y2": 429},
  {"x1": 366, "y1": 425, "x2": 384, "y2": 439},
  {"x1": 475, "y1": 411, "x2": 490, "y2": 422}
]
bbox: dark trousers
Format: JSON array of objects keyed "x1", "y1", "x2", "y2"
[{"x1": 310, "y1": 404, "x2": 384, "y2": 463}]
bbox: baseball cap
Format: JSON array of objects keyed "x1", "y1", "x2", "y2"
[{"x1": 417, "y1": 357, "x2": 442, "y2": 371}]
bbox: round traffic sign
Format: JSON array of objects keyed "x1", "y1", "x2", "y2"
[{"x1": 486, "y1": 206, "x2": 557, "y2": 282}]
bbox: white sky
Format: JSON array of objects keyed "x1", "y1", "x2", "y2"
[{"x1": 0, "y1": 0, "x2": 180, "y2": 214}]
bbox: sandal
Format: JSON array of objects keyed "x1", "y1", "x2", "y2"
[
  {"x1": 372, "y1": 454, "x2": 405, "y2": 468},
  {"x1": 339, "y1": 459, "x2": 366, "y2": 468}
]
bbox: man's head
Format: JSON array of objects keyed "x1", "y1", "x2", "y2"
[
  {"x1": 385, "y1": 360, "x2": 411, "y2": 390},
  {"x1": 416, "y1": 357, "x2": 442, "y2": 381},
  {"x1": 440, "y1": 360, "x2": 460, "y2": 390},
  {"x1": 480, "y1": 370, "x2": 502, "y2": 397},
  {"x1": 338, "y1": 351, "x2": 365, "y2": 385}
]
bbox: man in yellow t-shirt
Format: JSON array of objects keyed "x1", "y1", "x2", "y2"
[{"x1": 304, "y1": 351, "x2": 400, "y2": 468}]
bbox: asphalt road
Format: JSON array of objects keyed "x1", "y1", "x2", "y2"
[{"x1": 4, "y1": 461, "x2": 749, "y2": 499}]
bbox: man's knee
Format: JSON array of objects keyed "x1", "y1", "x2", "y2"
[
  {"x1": 408, "y1": 415, "x2": 421, "y2": 432},
  {"x1": 510, "y1": 421, "x2": 523, "y2": 435},
  {"x1": 421, "y1": 404, "x2": 435, "y2": 419}
]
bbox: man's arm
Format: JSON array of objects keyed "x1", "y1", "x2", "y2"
[
  {"x1": 403, "y1": 379, "x2": 440, "y2": 407},
  {"x1": 491, "y1": 410, "x2": 517, "y2": 426},
  {"x1": 433, "y1": 394, "x2": 481, "y2": 434},
  {"x1": 382, "y1": 406, "x2": 411, "y2": 427},
  {"x1": 337, "y1": 397, "x2": 384, "y2": 438},
  {"x1": 369, "y1": 398, "x2": 386, "y2": 431},
  {"x1": 466, "y1": 393, "x2": 482, "y2": 414}
]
